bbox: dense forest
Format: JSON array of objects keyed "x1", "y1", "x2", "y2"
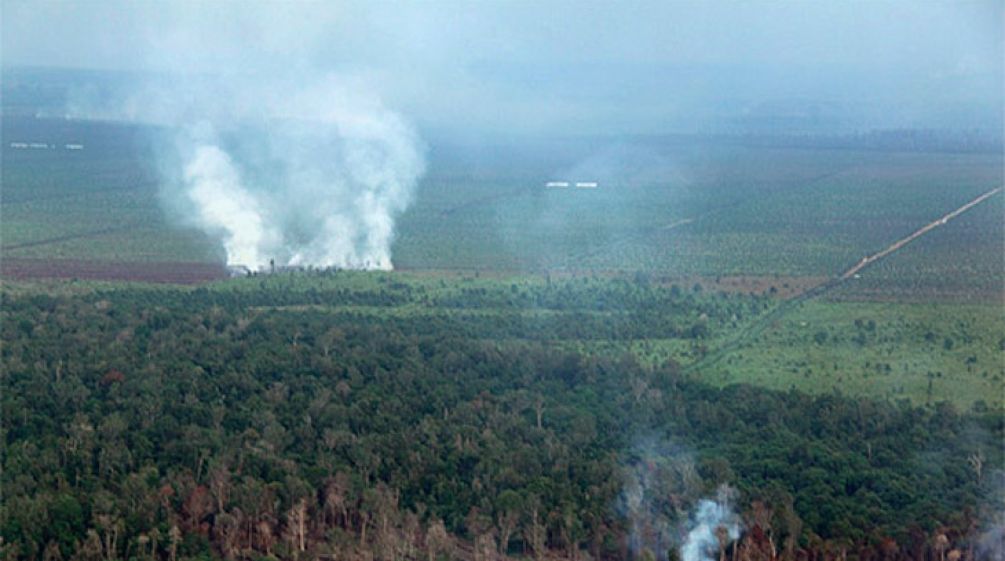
[{"x1": 2, "y1": 275, "x2": 1002, "y2": 561}]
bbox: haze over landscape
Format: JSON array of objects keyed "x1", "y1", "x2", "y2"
[
  {"x1": 4, "y1": 1, "x2": 1003, "y2": 134},
  {"x1": 1, "y1": 3, "x2": 1003, "y2": 561}
]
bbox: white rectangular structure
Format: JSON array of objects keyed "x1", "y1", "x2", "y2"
[
  {"x1": 545, "y1": 181, "x2": 570, "y2": 188},
  {"x1": 575, "y1": 181, "x2": 598, "y2": 188}
]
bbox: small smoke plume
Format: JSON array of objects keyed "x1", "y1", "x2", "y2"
[
  {"x1": 973, "y1": 468, "x2": 1005, "y2": 561},
  {"x1": 619, "y1": 438, "x2": 705, "y2": 561},
  {"x1": 679, "y1": 486, "x2": 742, "y2": 561},
  {"x1": 976, "y1": 520, "x2": 1005, "y2": 561}
]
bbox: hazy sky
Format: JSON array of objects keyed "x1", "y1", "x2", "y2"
[{"x1": 3, "y1": 1, "x2": 1002, "y2": 134}]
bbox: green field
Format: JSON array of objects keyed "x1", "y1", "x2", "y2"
[
  {"x1": 702, "y1": 299, "x2": 1004, "y2": 408},
  {"x1": 3, "y1": 116, "x2": 1003, "y2": 408},
  {"x1": 4, "y1": 117, "x2": 1002, "y2": 296}
]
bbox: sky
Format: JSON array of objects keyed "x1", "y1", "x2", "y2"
[{"x1": 2, "y1": 0, "x2": 1002, "y2": 135}]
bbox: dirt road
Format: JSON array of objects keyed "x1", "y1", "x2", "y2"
[{"x1": 840, "y1": 186, "x2": 1002, "y2": 280}]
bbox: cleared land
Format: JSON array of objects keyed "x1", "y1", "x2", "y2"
[{"x1": 0, "y1": 258, "x2": 226, "y2": 284}]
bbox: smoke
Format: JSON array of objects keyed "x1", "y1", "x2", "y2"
[
  {"x1": 974, "y1": 469, "x2": 1005, "y2": 561},
  {"x1": 57, "y1": 3, "x2": 426, "y2": 271},
  {"x1": 680, "y1": 486, "x2": 742, "y2": 561},
  {"x1": 618, "y1": 438, "x2": 704, "y2": 561},
  {"x1": 145, "y1": 74, "x2": 425, "y2": 271},
  {"x1": 619, "y1": 439, "x2": 742, "y2": 561},
  {"x1": 976, "y1": 519, "x2": 1005, "y2": 561}
]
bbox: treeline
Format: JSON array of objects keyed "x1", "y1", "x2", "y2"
[
  {"x1": 632, "y1": 130, "x2": 1004, "y2": 155},
  {"x1": 1, "y1": 278, "x2": 1002, "y2": 561}
]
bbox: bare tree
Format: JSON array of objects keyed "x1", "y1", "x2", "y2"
[
  {"x1": 42, "y1": 541, "x2": 63, "y2": 561},
  {"x1": 933, "y1": 533, "x2": 949, "y2": 561},
  {"x1": 324, "y1": 473, "x2": 351, "y2": 529},
  {"x1": 495, "y1": 491, "x2": 522, "y2": 557},
  {"x1": 214, "y1": 511, "x2": 243, "y2": 560},
  {"x1": 209, "y1": 462, "x2": 231, "y2": 514},
  {"x1": 426, "y1": 518, "x2": 454, "y2": 561},
  {"x1": 287, "y1": 499, "x2": 309, "y2": 553},
  {"x1": 94, "y1": 514, "x2": 122, "y2": 561},
  {"x1": 968, "y1": 449, "x2": 985, "y2": 483},
  {"x1": 257, "y1": 520, "x2": 275, "y2": 557},
  {"x1": 522, "y1": 500, "x2": 546, "y2": 561},
  {"x1": 167, "y1": 526, "x2": 181, "y2": 561},
  {"x1": 716, "y1": 525, "x2": 730, "y2": 561}
]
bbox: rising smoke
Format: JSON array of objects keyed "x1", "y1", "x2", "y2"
[
  {"x1": 619, "y1": 439, "x2": 742, "y2": 561},
  {"x1": 679, "y1": 486, "x2": 742, "y2": 561},
  {"x1": 61, "y1": 4, "x2": 426, "y2": 271},
  {"x1": 152, "y1": 75, "x2": 426, "y2": 271}
]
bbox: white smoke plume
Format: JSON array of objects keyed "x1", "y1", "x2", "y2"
[
  {"x1": 155, "y1": 75, "x2": 426, "y2": 271},
  {"x1": 58, "y1": 4, "x2": 426, "y2": 271},
  {"x1": 679, "y1": 486, "x2": 742, "y2": 561},
  {"x1": 976, "y1": 520, "x2": 1005, "y2": 561},
  {"x1": 973, "y1": 469, "x2": 1005, "y2": 561},
  {"x1": 619, "y1": 438, "x2": 705, "y2": 561}
]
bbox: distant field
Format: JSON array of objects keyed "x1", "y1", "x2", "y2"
[
  {"x1": 397, "y1": 147, "x2": 1003, "y2": 285},
  {"x1": 831, "y1": 194, "x2": 1004, "y2": 302},
  {"x1": 1, "y1": 117, "x2": 221, "y2": 265},
  {"x1": 2, "y1": 116, "x2": 1002, "y2": 304}
]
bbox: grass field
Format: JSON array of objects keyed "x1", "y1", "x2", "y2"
[{"x1": 701, "y1": 299, "x2": 1004, "y2": 408}]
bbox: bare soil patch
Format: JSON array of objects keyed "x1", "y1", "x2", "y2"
[{"x1": 1, "y1": 258, "x2": 227, "y2": 284}]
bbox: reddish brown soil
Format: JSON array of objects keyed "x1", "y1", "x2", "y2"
[
  {"x1": 1, "y1": 258, "x2": 228, "y2": 284},
  {"x1": 685, "y1": 275, "x2": 830, "y2": 298}
]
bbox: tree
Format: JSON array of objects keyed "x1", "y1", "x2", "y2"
[
  {"x1": 427, "y1": 518, "x2": 454, "y2": 561},
  {"x1": 523, "y1": 497, "x2": 547, "y2": 561},
  {"x1": 495, "y1": 490, "x2": 523, "y2": 556},
  {"x1": 286, "y1": 498, "x2": 308, "y2": 554},
  {"x1": 933, "y1": 532, "x2": 949, "y2": 561}
]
